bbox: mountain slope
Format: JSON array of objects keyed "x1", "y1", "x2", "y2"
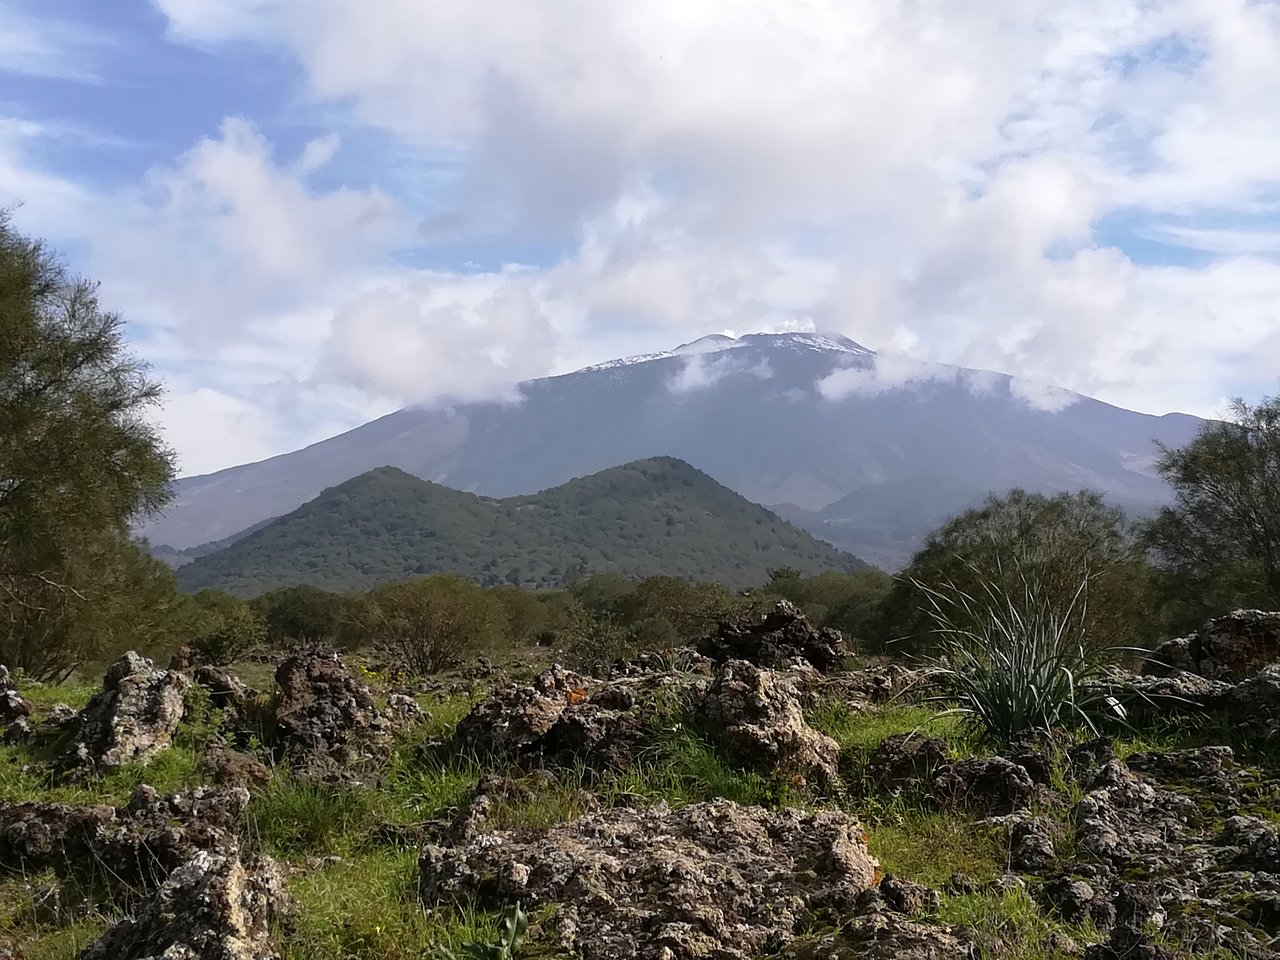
[
  {"x1": 144, "y1": 332, "x2": 1205, "y2": 560},
  {"x1": 176, "y1": 458, "x2": 865, "y2": 596},
  {"x1": 771, "y1": 475, "x2": 991, "y2": 568}
]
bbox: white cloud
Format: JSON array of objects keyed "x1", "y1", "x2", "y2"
[
  {"x1": 669, "y1": 354, "x2": 771, "y2": 394},
  {"x1": 817, "y1": 354, "x2": 960, "y2": 401},
  {"x1": 1009, "y1": 377, "x2": 1081, "y2": 413},
  {"x1": 6, "y1": 0, "x2": 1280, "y2": 473},
  {"x1": 316, "y1": 269, "x2": 564, "y2": 405}
]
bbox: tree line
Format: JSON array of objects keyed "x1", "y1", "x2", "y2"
[{"x1": 3, "y1": 214, "x2": 1279, "y2": 680}]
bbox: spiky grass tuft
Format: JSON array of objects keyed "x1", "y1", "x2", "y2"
[{"x1": 914, "y1": 570, "x2": 1131, "y2": 745}]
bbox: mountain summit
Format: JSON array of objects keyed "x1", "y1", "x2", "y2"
[{"x1": 142, "y1": 332, "x2": 1203, "y2": 566}]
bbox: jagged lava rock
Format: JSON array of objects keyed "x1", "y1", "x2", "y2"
[
  {"x1": 451, "y1": 665, "x2": 653, "y2": 770},
  {"x1": 1230, "y1": 663, "x2": 1280, "y2": 735},
  {"x1": 79, "y1": 849, "x2": 292, "y2": 960},
  {"x1": 696, "y1": 659, "x2": 840, "y2": 788},
  {"x1": 0, "y1": 665, "x2": 32, "y2": 725},
  {"x1": 420, "y1": 799, "x2": 879, "y2": 960},
  {"x1": 866, "y1": 733, "x2": 948, "y2": 791},
  {"x1": 698, "y1": 600, "x2": 848, "y2": 672},
  {"x1": 58, "y1": 653, "x2": 190, "y2": 773},
  {"x1": 272, "y1": 650, "x2": 404, "y2": 777},
  {"x1": 0, "y1": 785, "x2": 250, "y2": 894},
  {"x1": 932, "y1": 757, "x2": 1035, "y2": 813},
  {"x1": 1145, "y1": 609, "x2": 1280, "y2": 681}
]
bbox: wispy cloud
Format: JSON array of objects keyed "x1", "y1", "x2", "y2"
[{"x1": 0, "y1": 8, "x2": 119, "y2": 83}]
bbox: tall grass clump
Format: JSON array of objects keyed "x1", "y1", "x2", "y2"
[{"x1": 914, "y1": 569, "x2": 1130, "y2": 745}]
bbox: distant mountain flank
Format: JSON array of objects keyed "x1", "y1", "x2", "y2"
[
  {"x1": 175, "y1": 457, "x2": 865, "y2": 597},
  {"x1": 144, "y1": 331, "x2": 1205, "y2": 566}
]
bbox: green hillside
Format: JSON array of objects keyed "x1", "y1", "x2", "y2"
[{"x1": 175, "y1": 457, "x2": 867, "y2": 596}]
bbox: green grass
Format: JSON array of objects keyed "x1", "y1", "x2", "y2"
[
  {"x1": 283, "y1": 850, "x2": 511, "y2": 960},
  {"x1": 940, "y1": 887, "x2": 1093, "y2": 960},
  {"x1": 0, "y1": 871, "x2": 111, "y2": 960},
  {"x1": 0, "y1": 742, "x2": 203, "y2": 805},
  {"x1": 415, "y1": 693, "x2": 484, "y2": 740},
  {"x1": 12, "y1": 679, "x2": 98, "y2": 715},
  {"x1": 246, "y1": 778, "x2": 397, "y2": 857},
  {"x1": 867, "y1": 811, "x2": 1006, "y2": 886},
  {"x1": 806, "y1": 701, "x2": 977, "y2": 755}
]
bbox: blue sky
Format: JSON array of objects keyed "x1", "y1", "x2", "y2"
[{"x1": 2, "y1": 0, "x2": 1279, "y2": 475}]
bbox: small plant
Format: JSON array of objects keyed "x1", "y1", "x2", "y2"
[
  {"x1": 438, "y1": 903, "x2": 527, "y2": 959},
  {"x1": 914, "y1": 567, "x2": 1131, "y2": 745}
]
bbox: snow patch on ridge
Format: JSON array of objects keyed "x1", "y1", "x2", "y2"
[{"x1": 580, "y1": 331, "x2": 872, "y2": 374}]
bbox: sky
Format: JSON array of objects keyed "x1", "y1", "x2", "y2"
[{"x1": 2, "y1": 0, "x2": 1279, "y2": 477}]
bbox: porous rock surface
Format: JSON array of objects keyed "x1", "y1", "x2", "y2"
[
  {"x1": 0, "y1": 665, "x2": 32, "y2": 725},
  {"x1": 696, "y1": 659, "x2": 840, "y2": 788},
  {"x1": 451, "y1": 664, "x2": 653, "y2": 769},
  {"x1": 420, "y1": 799, "x2": 879, "y2": 960},
  {"x1": 866, "y1": 733, "x2": 948, "y2": 790},
  {"x1": 698, "y1": 600, "x2": 849, "y2": 672},
  {"x1": 271, "y1": 649, "x2": 416, "y2": 778},
  {"x1": 58, "y1": 652, "x2": 190, "y2": 774},
  {"x1": 1145, "y1": 609, "x2": 1280, "y2": 681},
  {"x1": 451, "y1": 659, "x2": 841, "y2": 787},
  {"x1": 79, "y1": 849, "x2": 292, "y2": 960},
  {"x1": 0, "y1": 784, "x2": 250, "y2": 893},
  {"x1": 932, "y1": 756, "x2": 1036, "y2": 813},
  {"x1": 1229, "y1": 663, "x2": 1280, "y2": 735},
  {"x1": 1024, "y1": 741, "x2": 1280, "y2": 958}
]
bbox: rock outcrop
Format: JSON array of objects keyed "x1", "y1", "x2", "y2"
[
  {"x1": 0, "y1": 665, "x2": 32, "y2": 725},
  {"x1": 58, "y1": 653, "x2": 190, "y2": 774},
  {"x1": 452, "y1": 659, "x2": 841, "y2": 788},
  {"x1": 932, "y1": 757, "x2": 1036, "y2": 813},
  {"x1": 1145, "y1": 609, "x2": 1280, "y2": 681},
  {"x1": 420, "y1": 799, "x2": 879, "y2": 960},
  {"x1": 696, "y1": 660, "x2": 840, "y2": 789},
  {"x1": 866, "y1": 733, "x2": 948, "y2": 791},
  {"x1": 1017, "y1": 744, "x2": 1280, "y2": 958},
  {"x1": 271, "y1": 650, "x2": 410, "y2": 779},
  {"x1": 0, "y1": 785, "x2": 250, "y2": 893},
  {"x1": 451, "y1": 665, "x2": 653, "y2": 770},
  {"x1": 698, "y1": 601, "x2": 848, "y2": 672},
  {"x1": 79, "y1": 849, "x2": 292, "y2": 960}
]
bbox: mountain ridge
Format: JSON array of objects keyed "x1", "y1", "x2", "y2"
[
  {"x1": 176, "y1": 457, "x2": 866, "y2": 597},
  {"x1": 144, "y1": 332, "x2": 1206, "y2": 562}
]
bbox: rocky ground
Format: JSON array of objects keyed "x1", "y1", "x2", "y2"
[{"x1": 1, "y1": 605, "x2": 1279, "y2": 959}]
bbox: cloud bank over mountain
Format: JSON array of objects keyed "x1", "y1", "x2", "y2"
[{"x1": 3, "y1": 0, "x2": 1278, "y2": 473}]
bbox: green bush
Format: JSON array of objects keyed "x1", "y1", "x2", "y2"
[
  {"x1": 878, "y1": 489, "x2": 1156, "y2": 656},
  {"x1": 346, "y1": 574, "x2": 506, "y2": 675},
  {"x1": 1144, "y1": 394, "x2": 1280, "y2": 631}
]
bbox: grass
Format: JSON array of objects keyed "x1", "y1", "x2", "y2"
[
  {"x1": 940, "y1": 887, "x2": 1094, "y2": 960},
  {"x1": 807, "y1": 700, "x2": 977, "y2": 754},
  {"x1": 283, "y1": 850, "x2": 513, "y2": 960},
  {"x1": 0, "y1": 871, "x2": 111, "y2": 960},
  {"x1": 868, "y1": 812, "x2": 1006, "y2": 886},
  {"x1": 0, "y1": 741, "x2": 204, "y2": 805}
]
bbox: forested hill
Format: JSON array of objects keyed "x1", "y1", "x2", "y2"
[{"x1": 175, "y1": 457, "x2": 867, "y2": 596}]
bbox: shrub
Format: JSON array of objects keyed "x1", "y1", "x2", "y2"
[
  {"x1": 878, "y1": 488, "x2": 1156, "y2": 655},
  {"x1": 251, "y1": 585, "x2": 347, "y2": 646},
  {"x1": 189, "y1": 592, "x2": 267, "y2": 664},
  {"x1": 1144, "y1": 394, "x2": 1280, "y2": 630},
  {"x1": 347, "y1": 574, "x2": 505, "y2": 675}
]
